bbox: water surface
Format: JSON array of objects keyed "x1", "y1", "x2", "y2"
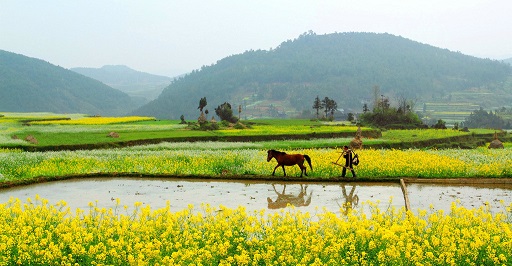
[{"x1": 0, "y1": 178, "x2": 510, "y2": 216}]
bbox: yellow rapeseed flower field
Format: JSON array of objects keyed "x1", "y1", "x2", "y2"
[
  {"x1": 0, "y1": 197, "x2": 510, "y2": 265},
  {"x1": 1, "y1": 131, "x2": 511, "y2": 264},
  {"x1": 1, "y1": 147, "x2": 511, "y2": 181},
  {"x1": 29, "y1": 116, "x2": 156, "y2": 125}
]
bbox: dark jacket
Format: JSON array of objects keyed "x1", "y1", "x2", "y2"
[{"x1": 343, "y1": 150, "x2": 353, "y2": 167}]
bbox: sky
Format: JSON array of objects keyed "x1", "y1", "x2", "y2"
[{"x1": 1, "y1": 0, "x2": 511, "y2": 77}]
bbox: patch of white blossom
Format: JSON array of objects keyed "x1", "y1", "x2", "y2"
[{"x1": 125, "y1": 141, "x2": 263, "y2": 151}]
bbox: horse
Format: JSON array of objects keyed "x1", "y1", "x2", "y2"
[{"x1": 266, "y1": 149, "x2": 312, "y2": 177}]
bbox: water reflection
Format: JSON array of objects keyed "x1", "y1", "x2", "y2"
[
  {"x1": 2, "y1": 177, "x2": 508, "y2": 215},
  {"x1": 267, "y1": 184, "x2": 312, "y2": 209},
  {"x1": 407, "y1": 183, "x2": 512, "y2": 213},
  {"x1": 338, "y1": 184, "x2": 360, "y2": 215}
]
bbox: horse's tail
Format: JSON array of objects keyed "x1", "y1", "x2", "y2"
[{"x1": 304, "y1": 155, "x2": 313, "y2": 171}]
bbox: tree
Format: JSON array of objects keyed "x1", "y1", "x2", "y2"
[
  {"x1": 363, "y1": 103, "x2": 369, "y2": 113},
  {"x1": 215, "y1": 102, "x2": 238, "y2": 123},
  {"x1": 432, "y1": 119, "x2": 447, "y2": 129},
  {"x1": 320, "y1": 97, "x2": 330, "y2": 119},
  {"x1": 323, "y1": 97, "x2": 337, "y2": 120},
  {"x1": 328, "y1": 98, "x2": 337, "y2": 120},
  {"x1": 322, "y1": 97, "x2": 330, "y2": 118},
  {"x1": 198, "y1": 97, "x2": 207, "y2": 112},
  {"x1": 396, "y1": 94, "x2": 415, "y2": 114},
  {"x1": 464, "y1": 107, "x2": 507, "y2": 129},
  {"x1": 312, "y1": 96, "x2": 322, "y2": 119},
  {"x1": 347, "y1": 113, "x2": 355, "y2": 122},
  {"x1": 197, "y1": 97, "x2": 208, "y2": 124},
  {"x1": 315, "y1": 96, "x2": 338, "y2": 120},
  {"x1": 372, "y1": 85, "x2": 380, "y2": 110},
  {"x1": 359, "y1": 94, "x2": 424, "y2": 128},
  {"x1": 380, "y1": 96, "x2": 390, "y2": 111}
]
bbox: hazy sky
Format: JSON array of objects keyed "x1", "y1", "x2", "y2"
[{"x1": 1, "y1": 0, "x2": 511, "y2": 77}]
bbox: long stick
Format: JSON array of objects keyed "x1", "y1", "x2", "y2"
[
  {"x1": 331, "y1": 162, "x2": 353, "y2": 170},
  {"x1": 334, "y1": 151, "x2": 345, "y2": 164}
]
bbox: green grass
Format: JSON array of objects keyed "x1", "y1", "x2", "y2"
[
  {"x1": 0, "y1": 112, "x2": 503, "y2": 149},
  {"x1": 0, "y1": 114, "x2": 369, "y2": 147},
  {"x1": 381, "y1": 128, "x2": 495, "y2": 141},
  {"x1": 4, "y1": 123, "x2": 363, "y2": 147}
]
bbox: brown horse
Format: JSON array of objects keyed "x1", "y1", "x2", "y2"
[{"x1": 267, "y1": 149, "x2": 312, "y2": 177}]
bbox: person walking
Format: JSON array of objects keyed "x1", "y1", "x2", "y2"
[{"x1": 341, "y1": 145, "x2": 356, "y2": 178}]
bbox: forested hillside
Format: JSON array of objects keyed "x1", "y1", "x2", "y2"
[
  {"x1": 133, "y1": 32, "x2": 512, "y2": 120},
  {"x1": 71, "y1": 65, "x2": 172, "y2": 105},
  {"x1": 0, "y1": 50, "x2": 134, "y2": 116}
]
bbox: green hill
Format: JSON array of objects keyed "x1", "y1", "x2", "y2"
[
  {"x1": 0, "y1": 50, "x2": 135, "y2": 116},
  {"x1": 133, "y1": 32, "x2": 512, "y2": 120},
  {"x1": 71, "y1": 65, "x2": 172, "y2": 105}
]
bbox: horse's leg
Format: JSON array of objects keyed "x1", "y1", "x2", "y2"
[
  {"x1": 302, "y1": 163, "x2": 308, "y2": 176},
  {"x1": 281, "y1": 165, "x2": 286, "y2": 176},
  {"x1": 272, "y1": 164, "x2": 280, "y2": 176},
  {"x1": 298, "y1": 162, "x2": 306, "y2": 177}
]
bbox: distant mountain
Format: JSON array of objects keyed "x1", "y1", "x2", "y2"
[
  {"x1": 0, "y1": 50, "x2": 135, "y2": 116},
  {"x1": 132, "y1": 32, "x2": 512, "y2": 120},
  {"x1": 71, "y1": 65, "x2": 173, "y2": 105},
  {"x1": 504, "y1": 58, "x2": 512, "y2": 65}
]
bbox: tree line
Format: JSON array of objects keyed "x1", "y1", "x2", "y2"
[
  {"x1": 462, "y1": 107, "x2": 511, "y2": 129},
  {"x1": 312, "y1": 96, "x2": 338, "y2": 120},
  {"x1": 188, "y1": 94, "x2": 511, "y2": 131},
  {"x1": 132, "y1": 32, "x2": 512, "y2": 119}
]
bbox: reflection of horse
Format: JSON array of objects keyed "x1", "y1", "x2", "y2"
[
  {"x1": 267, "y1": 149, "x2": 312, "y2": 177},
  {"x1": 338, "y1": 184, "x2": 359, "y2": 215},
  {"x1": 267, "y1": 184, "x2": 312, "y2": 209}
]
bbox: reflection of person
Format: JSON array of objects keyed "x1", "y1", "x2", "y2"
[
  {"x1": 341, "y1": 145, "x2": 356, "y2": 178},
  {"x1": 267, "y1": 184, "x2": 312, "y2": 209},
  {"x1": 339, "y1": 184, "x2": 359, "y2": 215}
]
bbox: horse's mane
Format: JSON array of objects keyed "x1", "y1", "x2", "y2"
[{"x1": 269, "y1": 149, "x2": 287, "y2": 155}]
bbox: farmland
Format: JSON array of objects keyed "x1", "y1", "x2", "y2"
[
  {"x1": 0, "y1": 112, "x2": 510, "y2": 185},
  {"x1": 1, "y1": 144, "x2": 512, "y2": 186},
  {"x1": 0, "y1": 112, "x2": 511, "y2": 265},
  {"x1": 0, "y1": 112, "x2": 502, "y2": 150},
  {"x1": 1, "y1": 113, "x2": 376, "y2": 149}
]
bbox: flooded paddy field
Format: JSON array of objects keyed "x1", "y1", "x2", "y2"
[{"x1": 0, "y1": 177, "x2": 511, "y2": 216}]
